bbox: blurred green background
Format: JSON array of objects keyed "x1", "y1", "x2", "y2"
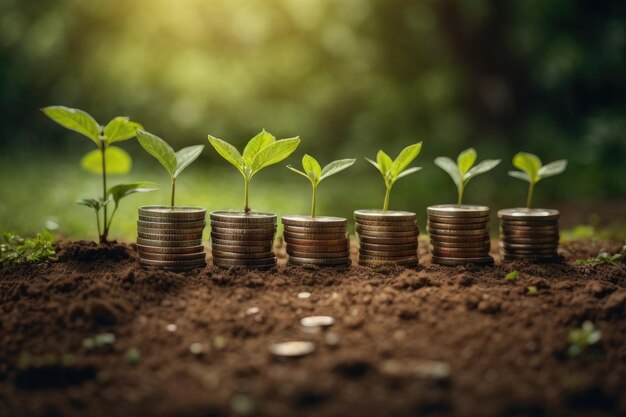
[{"x1": 1, "y1": 0, "x2": 625, "y2": 240}]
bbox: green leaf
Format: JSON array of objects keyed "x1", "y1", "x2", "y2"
[
  {"x1": 538, "y1": 159, "x2": 567, "y2": 179},
  {"x1": 365, "y1": 157, "x2": 380, "y2": 170},
  {"x1": 376, "y1": 150, "x2": 393, "y2": 176},
  {"x1": 287, "y1": 165, "x2": 309, "y2": 179},
  {"x1": 207, "y1": 135, "x2": 245, "y2": 176},
  {"x1": 465, "y1": 159, "x2": 501, "y2": 182},
  {"x1": 302, "y1": 154, "x2": 322, "y2": 181},
  {"x1": 504, "y1": 270, "x2": 518, "y2": 281},
  {"x1": 80, "y1": 146, "x2": 132, "y2": 175},
  {"x1": 242, "y1": 130, "x2": 275, "y2": 166},
  {"x1": 396, "y1": 166, "x2": 422, "y2": 179},
  {"x1": 390, "y1": 142, "x2": 422, "y2": 176},
  {"x1": 76, "y1": 198, "x2": 109, "y2": 211},
  {"x1": 320, "y1": 158, "x2": 356, "y2": 181},
  {"x1": 103, "y1": 117, "x2": 143, "y2": 145},
  {"x1": 107, "y1": 182, "x2": 158, "y2": 205},
  {"x1": 41, "y1": 105, "x2": 101, "y2": 147},
  {"x1": 174, "y1": 145, "x2": 204, "y2": 178},
  {"x1": 434, "y1": 156, "x2": 461, "y2": 187},
  {"x1": 250, "y1": 137, "x2": 300, "y2": 174},
  {"x1": 457, "y1": 148, "x2": 477, "y2": 175},
  {"x1": 136, "y1": 130, "x2": 177, "y2": 178},
  {"x1": 508, "y1": 170, "x2": 531, "y2": 182},
  {"x1": 513, "y1": 152, "x2": 542, "y2": 183}
]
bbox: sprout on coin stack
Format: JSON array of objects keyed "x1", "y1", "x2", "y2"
[
  {"x1": 135, "y1": 130, "x2": 206, "y2": 271},
  {"x1": 282, "y1": 154, "x2": 355, "y2": 267},
  {"x1": 498, "y1": 152, "x2": 567, "y2": 262},
  {"x1": 207, "y1": 130, "x2": 300, "y2": 270},
  {"x1": 429, "y1": 148, "x2": 501, "y2": 266},
  {"x1": 356, "y1": 142, "x2": 423, "y2": 267}
]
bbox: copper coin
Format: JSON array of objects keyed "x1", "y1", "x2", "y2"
[
  {"x1": 356, "y1": 229, "x2": 418, "y2": 238},
  {"x1": 286, "y1": 242, "x2": 350, "y2": 253},
  {"x1": 502, "y1": 254, "x2": 558, "y2": 262},
  {"x1": 359, "y1": 248, "x2": 417, "y2": 258},
  {"x1": 428, "y1": 233, "x2": 490, "y2": 243},
  {"x1": 500, "y1": 219, "x2": 558, "y2": 227},
  {"x1": 499, "y1": 236, "x2": 560, "y2": 244},
  {"x1": 211, "y1": 226, "x2": 276, "y2": 235},
  {"x1": 499, "y1": 242, "x2": 558, "y2": 250},
  {"x1": 283, "y1": 225, "x2": 346, "y2": 234},
  {"x1": 138, "y1": 251, "x2": 206, "y2": 261},
  {"x1": 432, "y1": 240, "x2": 490, "y2": 249},
  {"x1": 358, "y1": 257, "x2": 418, "y2": 266},
  {"x1": 210, "y1": 237, "x2": 273, "y2": 247},
  {"x1": 427, "y1": 227, "x2": 488, "y2": 236},
  {"x1": 432, "y1": 248, "x2": 490, "y2": 258},
  {"x1": 211, "y1": 250, "x2": 274, "y2": 260},
  {"x1": 356, "y1": 223, "x2": 418, "y2": 233},
  {"x1": 358, "y1": 242, "x2": 418, "y2": 251},
  {"x1": 137, "y1": 237, "x2": 203, "y2": 247},
  {"x1": 136, "y1": 244, "x2": 205, "y2": 254},
  {"x1": 287, "y1": 249, "x2": 350, "y2": 258},
  {"x1": 288, "y1": 256, "x2": 351, "y2": 266},
  {"x1": 213, "y1": 257, "x2": 277, "y2": 268},
  {"x1": 283, "y1": 231, "x2": 347, "y2": 241},
  {"x1": 500, "y1": 224, "x2": 559, "y2": 232},
  {"x1": 431, "y1": 256, "x2": 494, "y2": 266},
  {"x1": 427, "y1": 221, "x2": 488, "y2": 231},
  {"x1": 140, "y1": 258, "x2": 206, "y2": 268},
  {"x1": 211, "y1": 243, "x2": 271, "y2": 254},
  {"x1": 138, "y1": 231, "x2": 203, "y2": 241},
  {"x1": 358, "y1": 235, "x2": 417, "y2": 245},
  {"x1": 427, "y1": 215, "x2": 490, "y2": 224},
  {"x1": 286, "y1": 238, "x2": 348, "y2": 246},
  {"x1": 211, "y1": 231, "x2": 275, "y2": 241},
  {"x1": 210, "y1": 220, "x2": 276, "y2": 229}
]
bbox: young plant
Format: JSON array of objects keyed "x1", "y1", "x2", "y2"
[
  {"x1": 508, "y1": 152, "x2": 567, "y2": 208},
  {"x1": 136, "y1": 130, "x2": 205, "y2": 207},
  {"x1": 365, "y1": 142, "x2": 423, "y2": 211},
  {"x1": 503, "y1": 270, "x2": 518, "y2": 281},
  {"x1": 42, "y1": 106, "x2": 154, "y2": 242},
  {"x1": 575, "y1": 246, "x2": 625, "y2": 266},
  {"x1": 0, "y1": 231, "x2": 55, "y2": 266},
  {"x1": 435, "y1": 148, "x2": 501, "y2": 205},
  {"x1": 567, "y1": 321, "x2": 601, "y2": 357},
  {"x1": 208, "y1": 130, "x2": 300, "y2": 212},
  {"x1": 287, "y1": 155, "x2": 356, "y2": 217}
]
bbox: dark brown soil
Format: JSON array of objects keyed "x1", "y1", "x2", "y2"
[{"x1": 1, "y1": 238, "x2": 625, "y2": 417}]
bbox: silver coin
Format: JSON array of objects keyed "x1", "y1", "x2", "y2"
[
  {"x1": 432, "y1": 240, "x2": 490, "y2": 249},
  {"x1": 281, "y1": 215, "x2": 347, "y2": 228},
  {"x1": 138, "y1": 206, "x2": 206, "y2": 220},
  {"x1": 283, "y1": 231, "x2": 347, "y2": 240},
  {"x1": 269, "y1": 341, "x2": 315, "y2": 358},
  {"x1": 140, "y1": 258, "x2": 207, "y2": 268},
  {"x1": 283, "y1": 225, "x2": 347, "y2": 234},
  {"x1": 428, "y1": 233, "x2": 490, "y2": 243},
  {"x1": 427, "y1": 215, "x2": 490, "y2": 224},
  {"x1": 211, "y1": 250, "x2": 274, "y2": 260},
  {"x1": 138, "y1": 251, "x2": 206, "y2": 261},
  {"x1": 358, "y1": 242, "x2": 418, "y2": 251},
  {"x1": 138, "y1": 231, "x2": 203, "y2": 241},
  {"x1": 136, "y1": 244, "x2": 205, "y2": 254},
  {"x1": 359, "y1": 248, "x2": 417, "y2": 257},
  {"x1": 210, "y1": 237, "x2": 274, "y2": 247},
  {"x1": 354, "y1": 209, "x2": 417, "y2": 222},
  {"x1": 358, "y1": 257, "x2": 418, "y2": 267},
  {"x1": 427, "y1": 227, "x2": 489, "y2": 236},
  {"x1": 286, "y1": 242, "x2": 350, "y2": 253},
  {"x1": 210, "y1": 219, "x2": 276, "y2": 229},
  {"x1": 358, "y1": 235, "x2": 417, "y2": 245},
  {"x1": 359, "y1": 254, "x2": 417, "y2": 262},
  {"x1": 427, "y1": 221, "x2": 488, "y2": 231},
  {"x1": 427, "y1": 204, "x2": 490, "y2": 218},
  {"x1": 137, "y1": 237, "x2": 203, "y2": 247},
  {"x1": 354, "y1": 219, "x2": 417, "y2": 227},
  {"x1": 213, "y1": 257, "x2": 277, "y2": 267},
  {"x1": 211, "y1": 243, "x2": 271, "y2": 254},
  {"x1": 211, "y1": 231, "x2": 275, "y2": 241},
  {"x1": 210, "y1": 226, "x2": 277, "y2": 235},
  {"x1": 355, "y1": 229, "x2": 418, "y2": 238},
  {"x1": 432, "y1": 248, "x2": 490, "y2": 258},
  {"x1": 355, "y1": 223, "x2": 418, "y2": 233},
  {"x1": 497, "y1": 208, "x2": 559, "y2": 221},
  {"x1": 137, "y1": 226, "x2": 205, "y2": 235},
  {"x1": 137, "y1": 220, "x2": 206, "y2": 229},
  {"x1": 210, "y1": 210, "x2": 276, "y2": 224},
  {"x1": 286, "y1": 249, "x2": 350, "y2": 258}
]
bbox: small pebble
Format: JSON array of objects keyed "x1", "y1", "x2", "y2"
[
  {"x1": 300, "y1": 315, "x2": 335, "y2": 328},
  {"x1": 325, "y1": 332, "x2": 340, "y2": 347},
  {"x1": 189, "y1": 343, "x2": 205, "y2": 355},
  {"x1": 246, "y1": 307, "x2": 260, "y2": 315},
  {"x1": 269, "y1": 341, "x2": 315, "y2": 358},
  {"x1": 297, "y1": 291, "x2": 311, "y2": 299},
  {"x1": 166, "y1": 323, "x2": 178, "y2": 332}
]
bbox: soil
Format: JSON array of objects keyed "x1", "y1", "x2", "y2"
[{"x1": 1, "y1": 238, "x2": 625, "y2": 417}]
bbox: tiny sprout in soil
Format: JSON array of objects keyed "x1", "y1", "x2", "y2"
[
  {"x1": 508, "y1": 152, "x2": 567, "y2": 208},
  {"x1": 576, "y1": 246, "x2": 625, "y2": 266},
  {"x1": 0, "y1": 231, "x2": 55, "y2": 266},
  {"x1": 287, "y1": 154, "x2": 355, "y2": 217},
  {"x1": 504, "y1": 270, "x2": 518, "y2": 281},
  {"x1": 136, "y1": 129, "x2": 204, "y2": 207},
  {"x1": 208, "y1": 130, "x2": 300, "y2": 212},
  {"x1": 568, "y1": 321, "x2": 601, "y2": 357},
  {"x1": 42, "y1": 106, "x2": 153, "y2": 243},
  {"x1": 434, "y1": 148, "x2": 501, "y2": 205},
  {"x1": 365, "y1": 142, "x2": 423, "y2": 211},
  {"x1": 527, "y1": 286, "x2": 538, "y2": 296}
]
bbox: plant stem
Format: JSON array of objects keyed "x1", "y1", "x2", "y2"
[
  {"x1": 526, "y1": 181, "x2": 534, "y2": 209},
  {"x1": 457, "y1": 183, "x2": 464, "y2": 206},
  {"x1": 100, "y1": 145, "x2": 108, "y2": 243},
  {"x1": 311, "y1": 184, "x2": 317, "y2": 218},
  {"x1": 383, "y1": 185, "x2": 391, "y2": 211},
  {"x1": 95, "y1": 209, "x2": 102, "y2": 238},
  {"x1": 244, "y1": 177, "x2": 250, "y2": 213},
  {"x1": 105, "y1": 204, "x2": 118, "y2": 233},
  {"x1": 171, "y1": 178, "x2": 176, "y2": 207}
]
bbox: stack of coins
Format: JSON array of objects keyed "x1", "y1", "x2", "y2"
[
  {"x1": 210, "y1": 211, "x2": 277, "y2": 270},
  {"x1": 354, "y1": 210, "x2": 419, "y2": 267},
  {"x1": 281, "y1": 215, "x2": 350, "y2": 267},
  {"x1": 498, "y1": 208, "x2": 560, "y2": 262},
  {"x1": 136, "y1": 206, "x2": 207, "y2": 271},
  {"x1": 427, "y1": 205, "x2": 493, "y2": 266}
]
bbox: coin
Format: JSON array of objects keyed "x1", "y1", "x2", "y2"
[
  {"x1": 499, "y1": 219, "x2": 558, "y2": 227},
  {"x1": 281, "y1": 215, "x2": 347, "y2": 228},
  {"x1": 210, "y1": 231, "x2": 275, "y2": 241},
  {"x1": 358, "y1": 242, "x2": 418, "y2": 251},
  {"x1": 500, "y1": 248, "x2": 557, "y2": 256},
  {"x1": 300, "y1": 316, "x2": 335, "y2": 328},
  {"x1": 427, "y1": 215, "x2": 490, "y2": 224},
  {"x1": 210, "y1": 226, "x2": 276, "y2": 235},
  {"x1": 427, "y1": 227, "x2": 488, "y2": 236},
  {"x1": 269, "y1": 341, "x2": 315, "y2": 358},
  {"x1": 502, "y1": 254, "x2": 558, "y2": 261},
  {"x1": 210, "y1": 220, "x2": 276, "y2": 229},
  {"x1": 287, "y1": 250, "x2": 350, "y2": 258},
  {"x1": 428, "y1": 233, "x2": 489, "y2": 243},
  {"x1": 359, "y1": 254, "x2": 417, "y2": 262},
  {"x1": 355, "y1": 219, "x2": 418, "y2": 228},
  {"x1": 426, "y1": 204, "x2": 490, "y2": 218},
  {"x1": 137, "y1": 220, "x2": 206, "y2": 230},
  {"x1": 288, "y1": 256, "x2": 350, "y2": 266},
  {"x1": 499, "y1": 242, "x2": 558, "y2": 250},
  {"x1": 358, "y1": 235, "x2": 417, "y2": 245},
  {"x1": 212, "y1": 257, "x2": 276, "y2": 267},
  {"x1": 283, "y1": 231, "x2": 347, "y2": 241},
  {"x1": 136, "y1": 244, "x2": 205, "y2": 254},
  {"x1": 500, "y1": 224, "x2": 558, "y2": 232},
  {"x1": 497, "y1": 208, "x2": 559, "y2": 221},
  {"x1": 431, "y1": 256, "x2": 494, "y2": 266},
  {"x1": 358, "y1": 248, "x2": 417, "y2": 257},
  {"x1": 431, "y1": 240, "x2": 490, "y2": 249},
  {"x1": 137, "y1": 237, "x2": 203, "y2": 247},
  {"x1": 210, "y1": 210, "x2": 277, "y2": 224},
  {"x1": 211, "y1": 243, "x2": 271, "y2": 254},
  {"x1": 354, "y1": 209, "x2": 416, "y2": 222},
  {"x1": 432, "y1": 249, "x2": 490, "y2": 258},
  {"x1": 358, "y1": 257, "x2": 418, "y2": 267},
  {"x1": 283, "y1": 225, "x2": 347, "y2": 234},
  {"x1": 210, "y1": 237, "x2": 274, "y2": 247},
  {"x1": 355, "y1": 224, "x2": 418, "y2": 233},
  {"x1": 137, "y1": 226, "x2": 204, "y2": 235},
  {"x1": 138, "y1": 251, "x2": 206, "y2": 261},
  {"x1": 139, "y1": 206, "x2": 206, "y2": 220},
  {"x1": 286, "y1": 243, "x2": 350, "y2": 253},
  {"x1": 286, "y1": 238, "x2": 348, "y2": 246},
  {"x1": 138, "y1": 231, "x2": 203, "y2": 241},
  {"x1": 427, "y1": 221, "x2": 488, "y2": 230},
  {"x1": 355, "y1": 229, "x2": 418, "y2": 239},
  {"x1": 211, "y1": 250, "x2": 274, "y2": 260},
  {"x1": 140, "y1": 258, "x2": 207, "y2": 268}
]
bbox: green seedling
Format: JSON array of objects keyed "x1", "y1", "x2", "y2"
[
  {"x1": 0, "y1": 231, "x2": 55, "y2": 266},
  {"x1": 568, "y1": 321, "x2": 601, "y2": 357},
  {"x1": 82, "y1": 333, "x2": 116, "y2": 350},
  {"x1": 287, "y1": 154, "x2": 355, "y2": 217},
  {"x1": 527, "y1": 286, "x2": 538, "y2": 296},
  {"x1": 503, "y1": 270, "x2": 518, "y2": 281},
  {"x1": 136, "y1": 130, "x2": 205, "y2": 207},
  {"x1": 42, "y1": 106, "x2": 155, "y2": 242},
  {"x1": 125, "y1": 347, "x2": 141, "y2": 365},
  {"x1": 435, "y1": 148, "x2": 501, "y2": 205},
  {"x1": 508, "y1": 152, "x2": 567, "y2": 208},
  {"x1": 365, "y1": 142, "x2": 423, "y2": 211},
  {"x1": 576, "y1": 246, "x2": 625, "y2": 266},
  {"x1": 208, "y1": 130, "x2": 300, "y2": 212}
]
